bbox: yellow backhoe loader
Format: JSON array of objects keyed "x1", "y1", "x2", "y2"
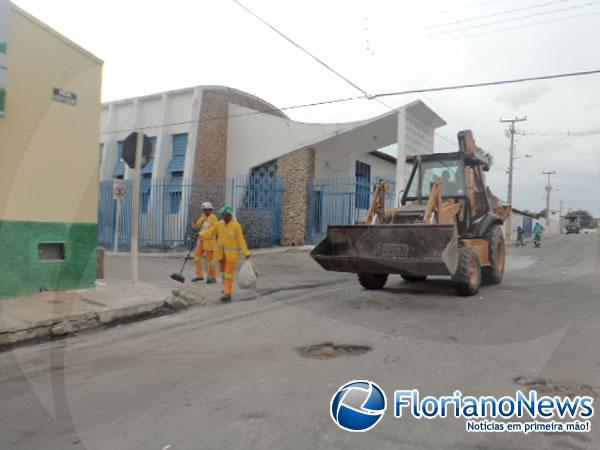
[{"x1": 311, "y1": 130, "x2": 510, "y2": 296}]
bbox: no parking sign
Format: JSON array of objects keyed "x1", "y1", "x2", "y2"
[{"x1": 112, "y1": 179, "x2": 126, "y2": 200}]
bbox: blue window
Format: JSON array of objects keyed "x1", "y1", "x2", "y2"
[
  {"x1": 312, "y1": 190, "x2": 323, "y2": 232},
  {"x1": 168, "y1": 172, "x2": 183, "y2": 214},
  {"x1": 141, "y1": 174, "x2": 152, "y2": 214},
  {"x1": 355, "y1": 161, "x2": 371, "y2": 209},
  {"x1": 113, "y1": 141, "x2": 125, "y2": 178},
  {"x1": 167, "y1": 134, "x2": 188, "y2": 173},
  {"x1": 142, "y1": 136, "x2": 157, "y2": 175}
]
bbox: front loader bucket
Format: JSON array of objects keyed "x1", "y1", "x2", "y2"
[{"x1": 311, "y1": 224, "x2": 458, "y2": 277}]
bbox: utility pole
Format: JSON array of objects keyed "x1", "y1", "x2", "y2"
[
  {"x1": 500, "y1": 116, "x2": 527, "y2": 240},
  {"x1": 559, "y1": 200, "x2": 564, "y2": 234},
  {"x1": 543, "y1": 170, "x2": 557, "y2": 237}
]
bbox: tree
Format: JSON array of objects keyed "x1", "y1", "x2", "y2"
[{"x1": 569, "y1": 209, "x2": 597, "y2": 229}]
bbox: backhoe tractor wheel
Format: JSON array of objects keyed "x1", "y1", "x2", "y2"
[
  {"x1": 358, "y1": 273, "x2": 388, "y2": 290},
  {"x1": 453, "y1": 247, "x2": 481, "y2": 296},
  {"x1": 401, "y1": 273, "x2": 427, "y2": 282},
  {"x1": 482, "y1": 224, "x2": 505, "y2": 285}
]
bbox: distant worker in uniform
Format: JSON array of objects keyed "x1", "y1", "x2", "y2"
[
  {"x1": 200, "y1": 205, "x2": 250, "y2": 301},
  {"x1": 533, "y1": 222, "x2": 544, "y2": 248},
  {"x1": 191, "y1": 202, "x2": 218, "y2": 283},
  {"x1": 516, "y1": 226, "x2": 525, "y2": 247}
]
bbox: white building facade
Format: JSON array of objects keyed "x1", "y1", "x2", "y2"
[{"x1": 99, "y1": 86, "x2": 446, "y2": 247}]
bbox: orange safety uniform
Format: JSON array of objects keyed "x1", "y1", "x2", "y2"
[
  {"x1": 193, "y1": 213, "x2": 218, "y2": 279},
  {"x1": 200, "y1": 219, "x2": 250, "y2": 295}
]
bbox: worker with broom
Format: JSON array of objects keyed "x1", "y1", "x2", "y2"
[
  {"x1": 191, "y1": 202, "x2": 218, "y2": 283},
  {"x1": 200, "y1": 205, "x2": 250, "y2": 301}
]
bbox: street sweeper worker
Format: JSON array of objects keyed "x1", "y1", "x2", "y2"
[
  {"x1": 200, "y1": 205, "x2": 250, "y2": 301},
  {"x1": 533, "y1": 222, "x2": 544, "y2": 248},
  {"x1": 191, "y1": 202, "x2": 218, "y2": 283}
]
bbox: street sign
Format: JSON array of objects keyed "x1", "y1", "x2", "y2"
[
  {"x1": 122, "y1": 131, "x2": 152, "y2": 169},
  {"x1": 52, "y1": 88, "x2": 77, "y2": 106},
  {"x1": 112, "y1": 179, "x2": 126, "y2": 200}
]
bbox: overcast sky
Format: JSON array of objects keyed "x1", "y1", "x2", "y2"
[{"x1": 13, "y1": 0, "x2": 600, "y2": 215}]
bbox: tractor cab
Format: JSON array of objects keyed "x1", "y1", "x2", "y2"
[{"x1": 396, "y1": 135, "x2": 495, "y2": 236}]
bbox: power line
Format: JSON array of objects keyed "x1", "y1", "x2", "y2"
[
  {"x1": 230, "y1": 0, "x2": 369, "y2": 98},
  {"x1": 100, "y1": 68, "x2": 600, "y2": 135},
  {"x1": 415, "y1": 0, "x2": 600, "y2": 38},
  {"x1": 522, "y1": 129, "x2": 600, "y2": 136},
  {"x1": 434, "y1": 0, "x2": 506, "y2": 15},
  {"x1": 417, "y1": 0, "x2": 575, "y2": 31},
  {"x1": 230, "y1": 1, "x2": 397, "y2": 113},
  {"x1": 444, "y1": 9, "x2": 600, "y2": 40},
  {"x1": 369, "y1": 68, "x2": 600, "y2": 99}
]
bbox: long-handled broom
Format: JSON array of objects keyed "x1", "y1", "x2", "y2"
[{"x1": 170, "y1": 236, "x2": 196, "y2": 283}]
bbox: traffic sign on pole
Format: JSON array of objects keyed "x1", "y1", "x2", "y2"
[{"x1": 122, "y1": 131, "x2": 153, "y2": 170}]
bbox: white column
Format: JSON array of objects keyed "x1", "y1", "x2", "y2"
[
  {"x1": 154, "y1": 94, "x2": 169, "y2": 178},
  {"x1": 395, "y1": 111, "x2": 407, "y2": 207}
]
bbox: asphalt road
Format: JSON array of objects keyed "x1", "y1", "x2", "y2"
[{"x1": 0, "y1": 234, "x2": 599, "y2": 449}]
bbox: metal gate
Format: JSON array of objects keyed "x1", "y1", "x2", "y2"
[
  {"x1": 307, "y1": 176, "x2": 396, "y2": 244},
  {"x1": 98, "y1": 176, "x2": 284, "y2": 251}
]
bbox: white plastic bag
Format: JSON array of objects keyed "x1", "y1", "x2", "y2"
[{"x1": 238, "y1": 259, "x2": 258, "y2": 289}]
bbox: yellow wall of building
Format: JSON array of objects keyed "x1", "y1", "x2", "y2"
[{"x1": 0, "y1": 5, "x2": 102, "y2": 224}]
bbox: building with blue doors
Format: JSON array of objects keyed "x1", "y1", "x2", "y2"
[{"x1": 99, "y1": 86, "x2": 446, "y2": 248}]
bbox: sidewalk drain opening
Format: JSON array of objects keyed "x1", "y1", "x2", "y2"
[{"x1": 297, "y1": 343, "x2": 372, "y2": 359}]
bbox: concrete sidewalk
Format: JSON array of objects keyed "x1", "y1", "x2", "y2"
[
  {"x1": 0, "y1": 280, "x2": 203, "y2": 348},
  {"x1": 0, "y1": 245, "x2": 323, "y2": 350}
]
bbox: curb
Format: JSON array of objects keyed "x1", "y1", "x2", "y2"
[
  {"x1": 0, "y1": 290, "x2": 204, "y2": 351},
  {"x1": 104, "y1": 245, "x2": 315, "y2": 259}
]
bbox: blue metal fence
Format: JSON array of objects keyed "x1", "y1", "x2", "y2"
[
  {"x1": 98, "y1": 175, "x2": 284, "y2": 251},
  {"x1": 307, "y1": 176, "x2": 397, "y2": 244}
]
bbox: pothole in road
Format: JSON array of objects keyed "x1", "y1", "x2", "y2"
[
  {"x1": 297, "y1": 343, "x2": 372, "y2": 359},
  {"x1": 513, "y1": 376, "x2": 599, "y2": 398}
]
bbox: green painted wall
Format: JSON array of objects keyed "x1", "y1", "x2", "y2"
[{"x1": 0, "y1": 220, "x2": 97, "y2": 299}]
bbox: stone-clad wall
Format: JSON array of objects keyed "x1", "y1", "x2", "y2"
[
  {"x1": 186, "y1": 88, "x2": 316, "y2": 246},
  {"x1": 189, "y1": 88, "x2": 286, "y2": 218},
  {"x1": 278, "y1": 147, "x2": 315, "y2": 246}
]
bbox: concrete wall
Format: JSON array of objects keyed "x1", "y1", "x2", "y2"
[
  {"x1": 0, "y1": 6, "x2": 102, "y2": 224},
  {"x1": 548, "y1": 210, "x2": 561, "y2": 236},
  {"x1": 226, "y1": 103, "x2": 357, "y2": 180},
  {"x1": 0, "y1": 5, "x2": 102, "y2": 298},
  {"x1": 314, "y1": 151, "x2": 396, "y2": 180}
]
